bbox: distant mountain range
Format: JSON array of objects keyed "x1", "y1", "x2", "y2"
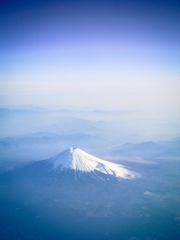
[
  {"x1": 0, "y1": 133, "x2": 110, "y2": 161},
  {"x1": 0, "y1": 106, "x2": 180, "y2": 175},
  {"x1": 108, "y1": 141, "x2": 180, "y2": 159},
  {"x1": 1, "y1": 107, "x2": 179, "y2": 141}
]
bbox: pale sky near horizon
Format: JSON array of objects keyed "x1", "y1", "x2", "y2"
[{"x1": 0, "y1": 0, "x2": 180, "y2": 113}]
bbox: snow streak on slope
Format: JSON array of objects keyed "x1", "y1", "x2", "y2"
[{"x1": 47, "y1": 147, "x2": 140, "y2": 179}]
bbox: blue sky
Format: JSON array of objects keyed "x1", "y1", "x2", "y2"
[{"x1": 0, "y1": 0, "x2": 180, "y2": 112}]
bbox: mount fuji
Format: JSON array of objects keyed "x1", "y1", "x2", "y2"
[{"x1": 36, "y1": 147, "x2": 140, "y2": 180}]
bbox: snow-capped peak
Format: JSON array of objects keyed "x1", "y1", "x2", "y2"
[{"x1": 47, "y1": 147, "x2": 140, "y2": 179}]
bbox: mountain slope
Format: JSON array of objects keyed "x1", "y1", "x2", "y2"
[{"x1": 44, "y1": 147, "x2": 140, "y2": 179}]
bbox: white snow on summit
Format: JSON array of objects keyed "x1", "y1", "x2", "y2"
[{"x1": 48, "y1": 147, "x2": 140, "y2": 179}]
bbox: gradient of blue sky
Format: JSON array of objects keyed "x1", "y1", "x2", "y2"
[{"x1": 0, "y1": 0, "x2": 180, "y2": 111}]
